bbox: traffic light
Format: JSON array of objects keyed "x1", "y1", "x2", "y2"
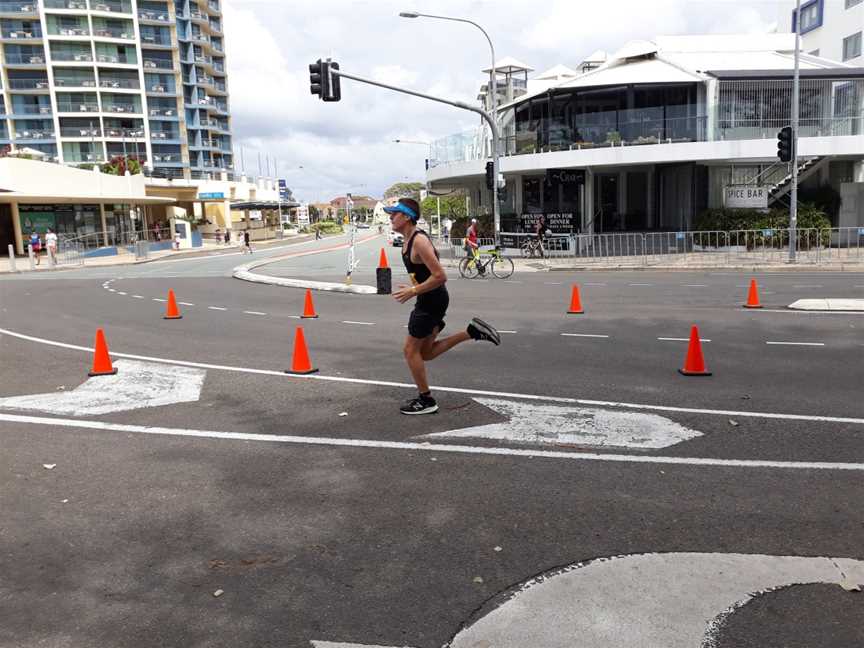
[
  {"x1": 309, "y1": 59, "x2": 330, "y2": 100},
  {"x1": 777, "y1": 126, "x2": 794, "y2": 162},
  {"x1": 327, "y1": 62, "x2": 340, "y2": 102},
  {"x1": 485, "y1": 161, "x2": 494, "y2": 190}
]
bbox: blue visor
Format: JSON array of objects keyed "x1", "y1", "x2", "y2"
[{"x1": 383, "y1": 202, "x2": 418, "y2": 221}]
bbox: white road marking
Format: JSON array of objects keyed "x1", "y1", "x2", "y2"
[
  {"x1": 108, "y1": 289, "x2": 116, "y2": 292},
  {"x1": 117, "y1": 291, "x2": 127, "y2": 295},
  {"x1": 243, "y1": 311, "x2": 267, "y2": 316},
  {"x1": 288, "y1": 315, "x2": 302, "y2": 319},
  {"x1": 584, "y1": 282, "x2": 607, "y2": 286},
  {"x1": 153, "y1": 298, "x2": 166, "y2": 302},
  {"x1": 3, "y1": 327, "x2": 864, "y2": 427},
  {"x1": 132, "y1": 295, "x2": 144, "y2": 299},
  {"x1": 420, "y1": 398, "x2": 702, "y2": 449},
  {"x1": 498, "y1": 330, "x2": 518, "y2": 334},
  {"x1": 208, "y1": 306, "x2": 227, "y2": 311},
  {"x1": 658, "y1": 337, "x2": 711, "y2": 342},
  {"x1": 449, "y1": 553, "x2": 864, "y2": 648},
  {"x1": 766, "y1": 341, "x2": 825, "y2": 346},
  {"x1": 342, "y1": 320, "x2": 375, "y2": 326},
  {"x1": 0, "y1": 360, "x2": 204, "y2": 416},
  {"x1": 544, "y1": 281, "x2": 563, "y2": 285},
  {"x1": 0, "y1": 412, "x2": 861, "y2": 471},
  {"x1": 561, "y1": 333, "x2": 610, "y2": 338},
  {"x1": 312, "y1": 642, "x2": 413, "y2": 648},
  {"x1": 629, "y1": 283, "x2": 653, "y2": 286},
  {"x1": 683, "y1": 284, "x2": 707, "y2": 287},
  {"x1": 178, "y1": 301, "x2": 195, "y2": 306},
  {"x1": 793, "y1": 284, "x2": 823, "y2": 288}
]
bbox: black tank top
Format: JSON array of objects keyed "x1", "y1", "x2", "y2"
[{"x1": 402, "y1": 229, "x2": 448, "y2": 310}]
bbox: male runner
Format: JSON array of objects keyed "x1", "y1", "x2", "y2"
[{"x1": 386, "y1": 198, "x2": 500, "y2": 415}]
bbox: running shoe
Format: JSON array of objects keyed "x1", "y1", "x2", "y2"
[
  {"x1": 467, "y1": 317, "x2": 501, "y2": 346},
  {"x1": 400, "y1": 396, "x2": 439, "y2": 415}
]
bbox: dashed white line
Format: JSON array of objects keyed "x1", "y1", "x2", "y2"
[
  {"x1": 585, "y1": 282, "x2": 607, "y2": 286},
  {"x1": 132, "y1": 295, "x2": 144, "y2": 299},
  {"x1": 243, "y1": 311, "x2": 267, "y2": 316},
  {"x1": 793, "y1": 285, "x2": 823, "y2": 288},
  {"x1": 544, "y1": 281, "x2": 563, "y2": 285},
  {"x1": 766, "y1": 341, "x2": 825, "y2": 347},
  {"x1": 117, "y1": 291, "x2": 127, "y2": 295},
  {"x1": 561, "y1": 333, "x2": 610, "y2": 338},
  {"x1": 499, "y1": 330, "x2": 518, "y2": 334},
  {"x1": 288, "y1": 315, "x2": 302, "y2": 319},
  {"x1": 629, "y1": 283, "x2": 653, "y2": 286},
  {"x1": 658, "y1": 337, "x2": 712, "y2": 342},
  {"x1": 342, "y1": 320, "x2": 375, "y2": 326},
  {"x1": 208, "y1": 306, "x2": 227, "y2": 311},
  {"x1": 153, "y1": 298, "x2": 166, "y2": 302},
  {"x1": 178, "y1": 301, "x2": 195, "y2": 306},
  {"x1": 683, "y1": 284, "x2": 707, "y2": 287}
]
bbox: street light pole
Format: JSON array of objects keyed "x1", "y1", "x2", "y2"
[
  {"x1": 789, "y1": 0, "x2": 802, "y2": 263},
  {"x1": 399, "y1": 11, "x2": 500, "y2": 241}
]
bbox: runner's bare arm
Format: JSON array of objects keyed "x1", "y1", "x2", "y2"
[{"x1": 412, "y1": 236, "x2": 447, "y2": 293}]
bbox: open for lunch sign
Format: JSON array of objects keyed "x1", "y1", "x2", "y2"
[{"x1": 519, "y1": 213, "x2": 576, "y2": 233}]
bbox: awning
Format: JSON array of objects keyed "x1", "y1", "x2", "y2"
[
  {"x1": 0, "y1": 193, "x2": 176, "y2": 204},
  {"x1": 230, "y1": 200, "x2": 299, "y2": 210}
]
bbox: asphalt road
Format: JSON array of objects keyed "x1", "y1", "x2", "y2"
[{"x1": 1, "y1": 232, "x2": 862, "y2": 647}]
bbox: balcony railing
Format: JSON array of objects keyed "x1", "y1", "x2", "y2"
[
  {"x1": 54, "y1": 77, "x2": 97, "y2": 87},
  {"x1": 52, "y1": 27, "x2": 90, "y2": 36},
  {"x1": 3, "y1": 29, "x2": 43, "y2": 38},
  {"x1": 716, "y1": 116, "x2": 863, "y2": 140},
  {"x1": 15, "y1": 129, "x2": 55, "y2": 139},
  {"x1": 103, "y1": 103, "x2": 138, "y2": 113},
  {"x1": 64, "y1": 152, "x2": 103, "y2": 162},
  {"x1": 95, "y1": 53, "x2": 135, "y2": 64},
  {"x1": 60, "y1": 127, "x2": 101, "y2": 137},
  {"x1": 57, "y1": 102, "x2": 99, "y2": 112},
  {"x1": 91, "y1": 1, "x2": 132, "y2": 13},
  {"x1": 53, "y1": 51, "x2": 93, "y2": 62},
  {"x1": 147, "y1": 83, "x2": 173, "y2": 93},
  {"x1": 104, "y1": 127, "x2": 144, "y2": 137},
  {"x1": 9, "y1": 103, "x2": 52, "y2": 114},
  {"x1": 99, "y1": 78, "x2": 139, "y2": 89},
  {"x1": 138, "y1": 10, "x2": 169, "y2": 21},
  {"x1": 0, "y1": 2, "x2": 38, "y2": 13},
  {"x1": 44, "y1": 0, "x2": 87, "y2": 8},
  {"x1": 152, "y1": 153, "x2": 180, "y2": 162},
  {"x1": 140, "y1": 33, "x2": 171, "y2": 46},
  {"x1": 8, "y1": 78, "x2": 50, "y2": 89},
  {"x1": 143, "y1": 58, "x2": 172, "y2": 70},
  {"x1": 93, "y1": 27, "x2": 133, "y2": 39},
  {"x1": 5, "y1": 53, "x2": 45, "y2": 64},
  {"x1": 148, "y1": 106, "x2": 176, "y2": 116},
  {"x1": 150, "y1": 130, "x2": 178, "y2": 140}
]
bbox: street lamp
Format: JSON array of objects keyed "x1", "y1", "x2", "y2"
[
  {"x1": 399, "y1": 10, "x2": 500, "y2": 240},
  {"x1": 393, "y1": 138, "x2": 442, "y2": 236}
]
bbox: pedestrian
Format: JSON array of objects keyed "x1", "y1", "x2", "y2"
[
  {"x1": 243, "y1": 230, "x2": 252, "y2": 254},
  {"x1": 315, "y1": 226, "x2": 322, "y2": 240},
  {"x1": 465, "y1": 217, "x2": 484, "y2": 275},
  {"x1": 173, "y1": 232, "x2": 181, "y2": 251},
  {"x1": 153, "y1": 224, "x2": 161, "y2": 242},
  {"x1": 442, "y1": 217, "x2": 452, "y2": 241},
  {"x1": 224, "y1": 229, "x2": 230, "y2": 245},
  {"x1": 214, "y1": 228, "x2": 221, "y2": 244},
  {"x1": 29, "y1": 230, "x2": 41, "y2": 265},
  {"x1": 44, "y1": 228, "x2": 58, "y2": 264},
  {"x1": 386, "y1": 197, "x2": 500, "y2": 415}
]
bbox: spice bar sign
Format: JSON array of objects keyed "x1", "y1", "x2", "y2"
[{"x1": 723, "y1": 186, "x2": 768, "y2": 209}]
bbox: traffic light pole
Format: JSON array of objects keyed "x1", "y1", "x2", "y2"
[
  {"x1": 790, "y1": 0, "x2": 801, "y2": 262},
  {"x1": 331, "y1": 68, "x2": 501, "y2": 242}
]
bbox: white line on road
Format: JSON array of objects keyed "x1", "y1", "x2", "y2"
[
  {"x1": 766, "y1": 341, "x2": 825, "y2": 346},
  {"x1": 561, "y1": 333, "x2": 610, "y2": 338},
  {"x1": 499, "y1": 330, "x2": 518, "y2": 334},
  {"x1": 658, "y1": 337, "x2": 711, "y2": 342},
  {"x1": 544, "y1": 282, "x2": 563, "y2": 285},
  {"x1": 3, "y1": 327, "x2": 864, "y2": 426},
  {"x1": 117, "y1": 291, "x2": 127, "y2": 295},
  {"x1": 288, "y1": 315, "x2": 302, "y2": 319},
  {"x1": 629, "y1": 283, "x2": 653, "y2": 286},
  {"x1": 243, "y1": 311, "x2": 267, "y2": 316},
  {"x1": 683, "y1": 284, "x2": 707, "y2": 287},
  {"x1": 153, "y1": 298, "x2": 166, "y2": 302},
  {"x1": 342, "y1": 320, "x2": 375, "y2": 326},
  {"x1": 208, "y1": 306, "x2": 227, "y2": 311},
  {"x1": 585, "y1": 282, "x2": 607, "y2": 286},
  {"x1": 132, "y1": 295, "x2": 144, "y2": 299},
  {"x1": 178, "y1": 302, "x2": 195, "y2": 306},
  {"x1": 0, "y1": 412, "x2": 861, "y2": 471},
  {"x1": 793, "y1": 285, "x2": 823, "y2": 288}
]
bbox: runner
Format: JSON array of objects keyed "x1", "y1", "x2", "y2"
[{"x1": 386, "y1": 198, "x2": 501, "y2": 415}]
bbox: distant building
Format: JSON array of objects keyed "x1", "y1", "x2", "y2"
[{"x1": 786, "y1": 0, "x2": 862, "y2": 63}]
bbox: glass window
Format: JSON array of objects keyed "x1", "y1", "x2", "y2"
[
  {"x1": 846, "y1": 0, "x2": 862, "y2": 8},
  {"x1": 799, "y1": 3, "x2": 820, "y2": 30},
  {"x1": 843, "y1": 32, "x2": 862, "y2": 61}
]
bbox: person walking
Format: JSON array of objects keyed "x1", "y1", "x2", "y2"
[
  {"x1": 224, "y1": 229, "x2": 230, "y2": 245},
  {"x1": 386, "y1": 198, "x2": 501, "y2": 415},
  {"x1": 243, "y1": 230, "x2": 252, "y2": 254},
  {"x1": 29, "y1": 231, "x2": 41, "y2": 265},
  {"x1": 44, "y1": 228, "x2": 58, "y2": 264}
]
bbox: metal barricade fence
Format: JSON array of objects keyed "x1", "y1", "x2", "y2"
[
  {"x1": 56, "y1": 240, "x2": 84, "y2": 267},
  {"x1": 134, "y1": 240, "x2": 150, "y2": 260}
]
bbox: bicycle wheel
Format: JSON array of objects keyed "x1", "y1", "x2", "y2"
[
  {"x1": 520, "y1": 241, "x2": 533, "y2": 258},
  {"x1": 459, "y1": 257, "x2": 480, "y2": 279},
  {"x1": 491, "y1": 256, "x2": 514, "y2": 279}
]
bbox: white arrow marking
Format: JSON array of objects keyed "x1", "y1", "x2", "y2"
[
  {"x1": 0, "y1": 360, "x2": 205, "y2": 416},
  {"x1": 450, "y1": 552, "x2": 864, "y2": 648},
  {"x1": 418, "y1": 398, "x2": 702, "y2": 449}
]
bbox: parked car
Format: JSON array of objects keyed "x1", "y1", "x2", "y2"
[
  {"x1": 388, "y1": 229, "x2": 403, "y2": 247},
  {"x1": 356, "y1": 222, "x2": 370, "y2": 229}
]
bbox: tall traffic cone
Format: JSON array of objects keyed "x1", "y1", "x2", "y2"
[
  {"x1": 567, "y1": 284, "x2": 584, "y2": 314},
  {"x1": 301, "y1": 288, "x2": 318, "y2": 319},
  {"x1": 285, "y1": 326, "x2": 318, "y2": 375},
  {"x1": 743, "y1": 278, "x2": 762, "y2": 309},
  {"x1": 678, "y1": 325, "x2": 712, "y2": 376},
  {"x1": 378, "y1": 248, "x2": 389, "y2": 269},
  {"x1": 164, "y1": 289, "x2": 182, "y2": 319},
  {"x1": 88, "y1": 328, "x2": 118, "y2": 377}
]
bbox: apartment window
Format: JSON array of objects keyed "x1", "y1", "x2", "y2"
[
  {"x1": 792, "y1": 0, "x2": 822, "y2": 34},
  {"x1": 843, "y1": 32, "x2": 862, "y2": 61},
  {"x1": 846, "y1": 0, "x2": 862, "y2": 9},
  {"x1": 809, "y1": 49, "x2": 820, "y2": 56}
]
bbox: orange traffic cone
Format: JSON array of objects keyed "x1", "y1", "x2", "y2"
[
  {"x1": 285, "y1": 326, "x2": 318, "y2": 375},
  {"x1": 678, "y1": 325, "x2": 712, "y2": 376},
  {"x1": 567, "y1": 284, "x2": 584, "y2": 314},
  {"x1": 88, "y1": 328, "x2": 118, "y2": 377},
  {"x1": 378, "y1": 248, "x2": 389, "y2": 269},
  {"x1": 164, "y1": 288, "x2": 182, "y2": 319},
  {"x1": 301, "y1": 289, "x2": 318, "y2": 319},
  {"x1": 743, "y1": 279, "x2": 762, "y2": 309}
]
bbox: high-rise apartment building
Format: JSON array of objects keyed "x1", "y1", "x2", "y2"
[{"x1": 0, "y1": 0, "x2": 233, "y2": 180}]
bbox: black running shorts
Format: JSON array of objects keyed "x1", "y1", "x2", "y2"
[{"x1": 408, "y1": 307, "x2": 447, "y2": 339}]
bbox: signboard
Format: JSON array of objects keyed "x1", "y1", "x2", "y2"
[
  {"x1": 198, "y1": 192, "x2": 225, "y2": 200},
  {"x1": 278, "y1": 179, "x2": 290, "y2": 201},
  {"x1": 296, "y1": 203, "x2": 309, "y2": 226},
  {"x1": 519, "y1": 212, "x2": 576, "y2": 234},
  {"x1": 723, "y1": 186, "x2": 768, "y2": 209},
  {"x1": 545, "y1": 169, "x2": 585, "y2": 185},
  {"x1": 249, "y1": 210, "x2": 262, "y2": 221}
]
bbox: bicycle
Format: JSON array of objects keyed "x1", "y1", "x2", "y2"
[
  {"x1": 458, "y1": 246, "x2": 514, "y2": 279},
  {"x1": 521, "y1": 236, "x2": 545, "y2": 258}
]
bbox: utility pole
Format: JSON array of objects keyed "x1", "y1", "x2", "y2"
[{"x1": 790, "y1": 0, "x2": 802, "y2": 262}]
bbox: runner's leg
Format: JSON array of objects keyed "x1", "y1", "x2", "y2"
[
  {"x1": 404, "y1": 334, "x2": 432, "y2": 393},
  {"x1": 420, "y1": 328, "x2": 471, "y2": 361}
]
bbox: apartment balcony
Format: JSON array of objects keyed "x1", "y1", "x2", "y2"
[
  {"x1": 147, "y1": 82, "x2": 175, "y2": 94},
  {"x1": 8, "y1": 103, "x2": 52, "y2": 116},
  {"x1": 8, "y1": 78, "x2": 50, "y2": 90},
  {"x1": 1, "y1": 28, "x2": 42, "y2": 40},
  {"x1": 95, "y1": 53, "x2": 137, "y2": 65},
  {"x1": 49, "y1": 24, "x2": 90, "y2": 37},
  {"x1": 4, "y1": 52, "x2": 45, "y2": 65},
  {"x1": 207, "y1": 1, "x2": 221, "y2": 15},
  {"x1": 104, "y1": 127, "x2": 144, "y2": 138},
  {"x1": 64, "y1": 151, "x2": 103, "y2": 163},
  {"x1": 92, "y1": 26, "x2": 133, "y2": 40},
  {"x1": 0, "y1": 2, "x2": 38, "y2": 17},
  {"x1": 56, "y1": 101, "x2": 99, "y2": 113},
  {"x1": 189, "y1": 10, "x2": 207, "y2": 23},
  {"x1": 103, "y1": 103, "x2": 140, "y2": 114},
  {"x1": 151, "y1": 153, "x2": 182, "y2": 164},
  {"x1": 43, "y1": 0, "x2": 88, "y2": 9},
  {"x1": 90, "y1": 0, "x2": 132, "y2": 15},
  {"x1": 53, "y1": 51, "x2": 93, "y2": 62},
  {"x1": 99, "y1": 77, "x2": 139, "y2": 90},
  {"x1": 15, "y1": 128, "x2": 55, "y2": 140},
  {"x1": 54, "y1": 77, "x2": 97, "y2": 88},
  {"x1": 149, "y1": 130, "x2": 179, "y2": 142},
  {"x1": 148, "y1": 106, "x2": 177, "y2": 117},
  {"x1": 140, "y1": 32, "x2": 172, "y2": 47},
  {"x1": 138, "y1": 9, "x2": 169, "y2": 23},
  {"x1": 208, "y1": 20, "x2": 222, "y2": 34},
  {"x1": 60, "y1": 126, "x2": 101, "y2": 137},
  {"x1": 142, "y1": 58, "x2": 173, "y2": 71}
]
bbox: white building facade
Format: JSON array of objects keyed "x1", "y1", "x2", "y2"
[
  {"x1": 790, "y1": 0, "x2": 862, "y2": 64},
  {"x1": 426, "y1": 34, "x2": 864, "y2": 235}
]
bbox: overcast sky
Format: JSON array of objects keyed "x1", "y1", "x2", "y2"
[{"x1": 223, "y1": 0, "x2": 792, "y2": 203}]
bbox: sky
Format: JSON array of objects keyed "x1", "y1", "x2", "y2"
[{"x1": 223, "y1": 0, "x2": 793, "y2": 203}]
